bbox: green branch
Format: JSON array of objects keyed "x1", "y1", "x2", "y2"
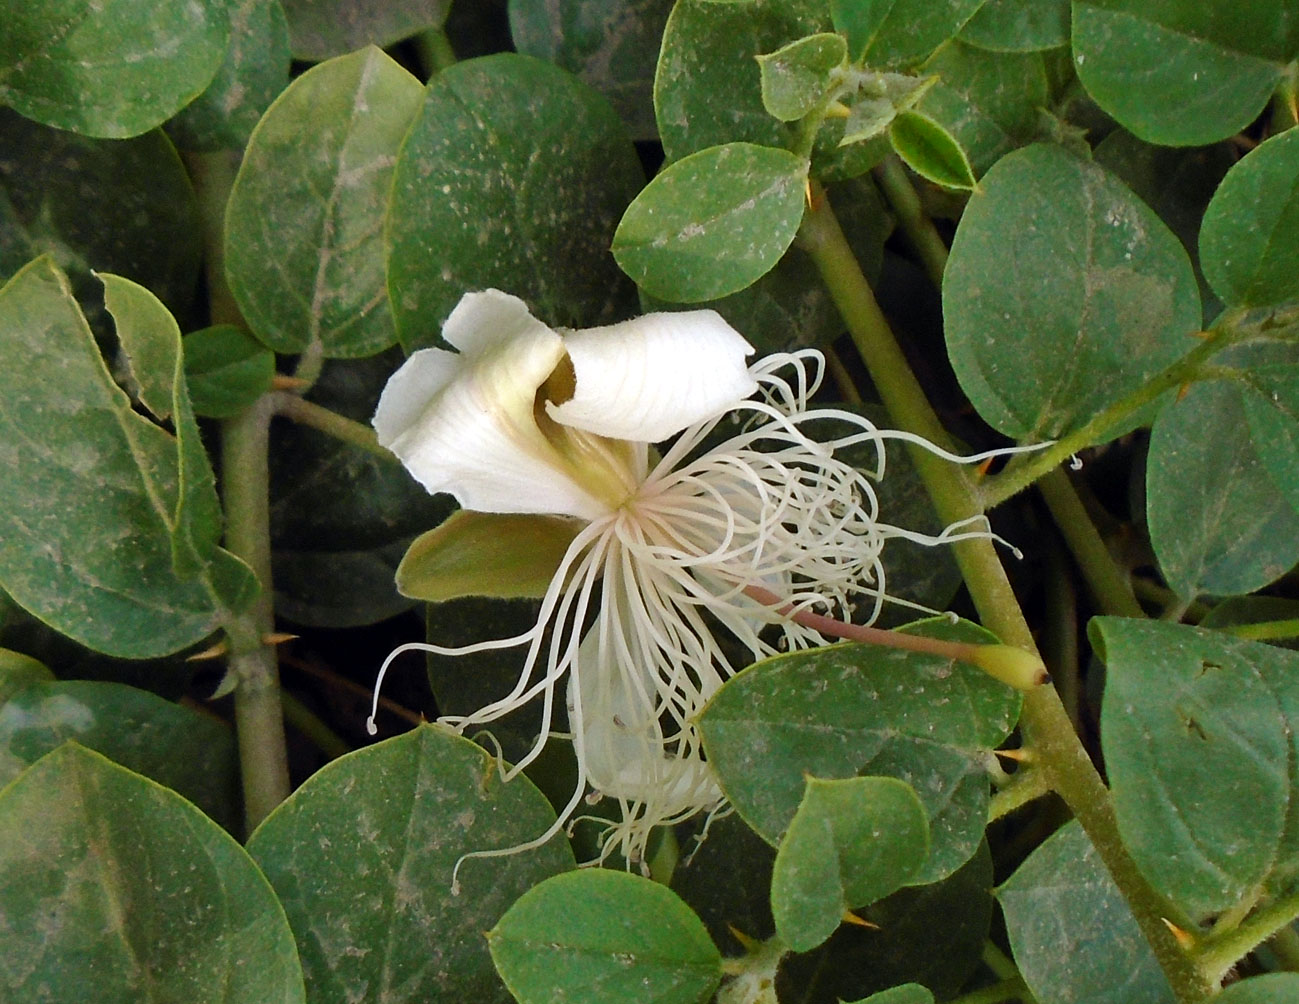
[
  {"x1": 981, "y1": 327, "x2": 1250, "y2": 509},
  {"x1": 801, "y1": 181, "x2": 1214, "y2": 1003},
  {"x1": 874, "y1": 155, "x2": 949, "y2": 287},
  {"x1": 1195, "y1": 889, "x2": 1299, "y2": 984},
  {"x1": 272, "y1": 392, "x2": 394, "y2": 460}
]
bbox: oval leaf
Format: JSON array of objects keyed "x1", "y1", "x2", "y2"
[
  {"x1": 168, "y1": 0, "x2": 291, "y2": 152},
  {"x1": 0, "y1": 744, "x2": 304, "y2": 1004},
  {"x1": 1072, "y1": 0, "x2": 1295, "y2": 147},
  {"x1": 247, "y1": 725, "x2": 575, "y2": 1003},
  {"x1": 387, "y1": 53, "x2": 642, "y2": 350},
  {"x1": 489, "y1": 869, "x2": 722, "y2": 1004},
  {"x1": 183, "y1": 324, "x2": 276, "y2": 419},
  {"x1": 226, "y1": 46, "x2": 423, "y2": 358},
  {"x1": 756, "y1": 32, "x2": 847, "y2": 122},
  {"x1": 1094, "y1": 617, "x2": 1299, "y2": 920},
  {"x1": 999, "y1": 820, "x2": 1175, "y2": 1004},
  {"x1": 281, "y1": 0, "x2": 449, "y2": 60},
  {"x1": 1217, "y1": 975, "x2": 1299, "y2": 1004},
  {"x1": 1147, "y1": 380, "x2": 1299, "y2": 600},
  {"x1": 698, "y1": 621, "x2": 1021, "y2": 884},
  {"x1": 959, "y1": 0, "x2": 1069, "y2": 53},
  {"x1": 0, "y1": 0, "x2": 228, "y2": 138},
  {"x1": 772, "y1": 776, "x2": 930, "y2": 953},
  {"x1": 1200, "y1": 127, "x2": 1299, "y2": 309},
  {"x1": 888, "y1": 110, "x2": 977, "y2": 191},
  {"x1": 613, "y1": 142, "x2": 808, "y2": 302},
  {"x1": 944, "y1": 143, "x2": 1201, "y2": 440},
  {"x1": 397, "y1": 510, "x2": 583, "y2": 602},
  {"x1": 831, "y1": 0, "x2": 984, "y2": 68}
]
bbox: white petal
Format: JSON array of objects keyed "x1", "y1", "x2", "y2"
[
  {"x1": 377, "y1": 319, "x2": 614, "y2": 519},
  {"x1": 549, "y1": 310, "x2": 757, "y2": 442},
  {"x1": 441, "y1": 288, "x2": 554, "y2": 355},
  {"x1": 372, "y1": 347, "x2": 461, "y2": 448}
]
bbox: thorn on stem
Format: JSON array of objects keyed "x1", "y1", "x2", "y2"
[{"x1": 185, "y1": 640, "x2": 228, "y2": 662}]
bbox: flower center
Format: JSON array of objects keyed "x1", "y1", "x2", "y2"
[{"x1": 533, "y1": 356, "x2": 644, "y2": 512}]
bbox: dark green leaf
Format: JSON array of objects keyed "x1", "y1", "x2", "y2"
[
  {"x1": 1072, "y1": 0, "x2": 1297, "y2": 146},
  {"x1": 489, "y1": 869, "x2": 722, "y2": 1004},
  {"x1": 756, "y1": 32, "x2": 847, "y2": 122},
  {"x1": 281, "y1": 0, "x2": 449, "y2": 59},
  {"x1": 944, "y1": 143, "x2": 1201, "y2": 439},
  {"x1": 508, "y1": 0, "x2": 674, "y2": 140},
  {"x1": 1217, "y1": 974, "x2": 1299, "y2": 1003},
  {"x1": 397, "y1": 511, "x2": 583, "y2": 602},
  {"x1": 273, "y1": 541, "x2": 415, "y2": 628},
  {"x1": 248, "y1": 725, "x2": 576, "y2": 1004},
  {"x1": 226, "y1": 46, "x2": 423, "y2": 358},
  {"x1": 0, "y1": 647, "x2": 53, "y2": 700},
  {"x1": 168, "y1": 0, "x2": 292, "y2": 152},
  {"x1": 0, "y1": 259, "x2": 233, "y2": 658},
  {"x1": 0, "y1": 109, "x2": 203, "y2": 327},
  {"x1": 1200, "y1": 128, "x2": 1299, "y2": 309},
  {"x1": 831, "y1": 0, "x2": 985, "y2": 68},
  {"x1": 387, "y1": 53, "x2": 642, "y2": 350},
  {"x1": 0, "y1": 680, "x2": 238, "y2": 829},
  {"x1": 888, "y1": 110, "x2": 977, "y2": 190},
  {"x1": 655, "y1": 0, "x2": 886, "y2": 182},
  {"x1": 1094, "y1": 617, "x2": 1299, "y2": 920},
  {"x1": 771, "y1": 776, "x2": 929, "y2": 952},
  {"x1": 917, "y1": 42, "x2": 1048, "y2": 176},
  {"x1": 959, "y1": 0, "x2": 1070, "y2": 52},
  {"x1": 0, "y1": 744, "x2": 304, "y2": 1004},
  {"x1": 698, "y1": 621, "x2": 1021, "y2": 883},
  {"x1": 613, "y1": 142, "x2": 808, "y2": 301},
  {"x1": 999, "y1": 820, "x2": 1175, "y2": 1004},
  {"x1": 1147, "y1": 380, "x2": 1299, "y2": 599},
  {"x1": 183, "y1": 324, "x2": 276, "y2": 418},
  {"x1": 0, "y1": 0, "x2": 228, "y2": 138}
]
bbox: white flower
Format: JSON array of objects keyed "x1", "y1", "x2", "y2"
[{"x1": 369, "y1": 289, "x2": 1010, "y2": 872}]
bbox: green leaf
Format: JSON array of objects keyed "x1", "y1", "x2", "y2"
[
  {"x1": 1094, "y1": 617, "x2": 1299, "y2": 920},
  {"x1": 508, "y1": 0, "x2": 674, "y2": 141},
  {"x1": 0, "y1": 0, "x2": 228, "y2": 138},
  {"x1": 0, "y1": 648, "x2": 53, "y2": 700},
  {"x1": 387, "y1": 53, "x2": 642, "y2": 350},
  {"x1": 281, "y1": 0, "x2": 449, "y2": 59},
  {"x1": 959, "y1": 0, "x2": 1070, "y2": 52},
  {"x1": 831, "y1": 0, "x2": 985, "y2": 68},
  {"x1": 1147, "y1": 380, "x2": 1299, "y2": 599},
  {"x1": 0, "y1": 680, "x2": 237, "y2": 829},
  {"x1": 0, "y1": 744, "x2": 304, "y2": 1004},
  {"x1": 1200, "y1": 128, "x2": 1299, "y2": 309},
  {"x1": 771, "y1": 776, "x2": 929, "y2": 953},
  {"x1": 0, "y1": 109, "x2": 203, "y2": 327},
  {"x1": 887, "y1": 110, "x2": 978, "y2": 190},
  {"x1": 489, "y1": 870, "x2": 722, "y2": 1004},
  {"x1": 99, "y1": 273, "x2": 256, "y2": 605},
  {"x1": 756, "y1": 32, "x2": 847, "y2": 122},
  {"x1": 1242, "y1": 364, "x2": 1299, "y2": 516},
  {"x1": 1072, "y1": 0, "x2": 1297, "y2": 147},
  {"x1": 183, "y1": 324, "x2": 276, "y2": 418},
  {"x1": 226, "y1": 46, "x2": 423, "y2": 359},
  {"x1": 847, "y1": 986, "x2": 935, "y2": 1004},
  {"x1": 613, "y1": 142, "x2": 808, "y2": 302},
  {"x1": 397, "y1": 511, "x2": 583, "y2": 603},
  {"x1": 1217, "y1": 974, "x2": 1299, "y2": 1004},
  {"x1": 698, "y1": 621, "x2": 1021, "y2": 884},
  {"x1": 0, "y1": 258, "x2": 235, "y2": 658},
  {"x1": 168, "y1": 0, "x2": 292, "y2": 152},
  {"x1": 248, "y1": 725, "x2": 575, "y2": 1003},
  {"x1": 999, "y1": 820, "x2": 1175, "y2": 1004},
  {"x1": 944, "y1": 143, "x2": 1201, "y2": 440},
  {"x1": 780, "y1": 842, "x2": 993, "y2": 1000},
  {"x1": 655, "y1": 0, "x2": 886, "y2": 182},
  {"x1": 917, "y1": 42, "x2": 1049, "y2": 176}
]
